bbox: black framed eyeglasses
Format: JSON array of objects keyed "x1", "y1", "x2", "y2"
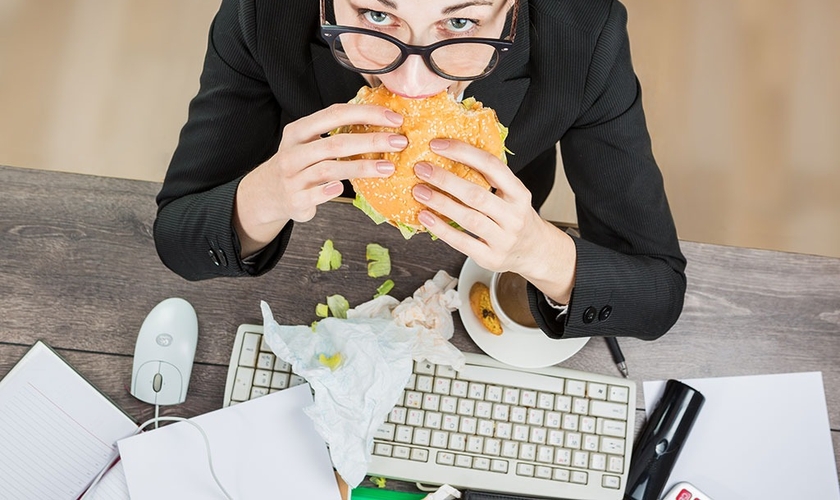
[{"x1": 319, "y1": 0, "x2": 518, "y2": 81}]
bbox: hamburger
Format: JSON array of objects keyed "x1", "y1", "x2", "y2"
[{"x1": 334, "y1": 85, "x2": 509, "y2": 239}]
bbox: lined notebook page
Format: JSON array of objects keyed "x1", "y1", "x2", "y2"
[{"x1": 0, "y1": 341, "x2": 137, "y2": 499}]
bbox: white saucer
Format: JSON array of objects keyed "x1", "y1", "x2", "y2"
[{"x1": 457, "y1": 257, "x2": 589, "y2": 369}]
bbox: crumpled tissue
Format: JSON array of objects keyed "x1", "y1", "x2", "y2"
[{"x1": 261, "y1": 270, "x2": 465, "y2": 488}]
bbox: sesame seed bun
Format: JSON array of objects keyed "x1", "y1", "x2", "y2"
[{"x1": 336, "y1": 85, "x2": 507, "y2": 238}]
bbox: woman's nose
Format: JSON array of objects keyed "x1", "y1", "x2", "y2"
[{"x1": 383, "y1": 54, "x2": 448, "y2": 98}]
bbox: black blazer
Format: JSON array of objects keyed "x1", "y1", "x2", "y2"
[{"x1": 154, "y1": 0, "x2": 686, "y2": 340}]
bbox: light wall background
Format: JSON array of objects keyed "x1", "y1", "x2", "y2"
[{"x1": 1, "y1": 0, "x2": 838, "y2": 258}]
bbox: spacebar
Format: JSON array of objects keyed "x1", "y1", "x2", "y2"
[{"x1": 458, "y1": 365, "x2": 564, "y2": 393}]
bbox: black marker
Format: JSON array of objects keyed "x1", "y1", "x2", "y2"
[{"x1": 605, "y1": 337, "x2": 628, "y2": 378}]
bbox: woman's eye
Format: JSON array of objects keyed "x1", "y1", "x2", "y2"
[
  {"x1": 445, "y1": 18, "x2": 477, "y2": 32},
  {"x1": 362, "y1": 10, "x2": 392, "y2": 25}
]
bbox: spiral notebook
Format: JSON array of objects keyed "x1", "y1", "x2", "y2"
[{"x1": 0, "y1": 341, "x2": 137, "y2": 499}]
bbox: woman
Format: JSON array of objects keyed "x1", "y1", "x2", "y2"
[{"x1": 155, "y1": 0, "x2": 686, "y2": 340}]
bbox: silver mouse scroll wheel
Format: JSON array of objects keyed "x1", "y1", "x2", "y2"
[
  {"x1": 153, "y1": 373, "x2": 163, "y2": 392},
  {"x1": 655, "y1": 439, "x2": 669, "y2": 455}
]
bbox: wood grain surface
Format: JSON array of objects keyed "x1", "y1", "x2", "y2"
[{"x1": 1, "y1": 164, "x2": 839, "y2": 487}]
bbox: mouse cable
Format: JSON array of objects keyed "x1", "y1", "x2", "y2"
[{"x1": 81, "y1": 415, "x2": 234, "y2": 500}]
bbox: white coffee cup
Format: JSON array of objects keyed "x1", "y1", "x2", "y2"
[{"x1": 489, "y1": 271, "x2": 540, "y2": 331}]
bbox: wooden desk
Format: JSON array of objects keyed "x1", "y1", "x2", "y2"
[{"x1": 2, "y1": 164, "x2": 839, "y2": 490}]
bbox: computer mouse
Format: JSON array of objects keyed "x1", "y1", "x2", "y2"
[{"x1": 130, "y1": 297, "x2": 198, "y2": 406}]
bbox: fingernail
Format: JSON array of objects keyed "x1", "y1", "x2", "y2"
[
  {"x1": 323, "y1": 181, "x2": 343, "y2": 196},
  {"x1": 376, "y1": 161, "x2": 394, "y2": 175},
  {"x1": 414, "y1": 162, "x2": 432, "y2": 179},
  {"x1": 413, "y1": 184, "x2": 432, "y2": 201},
  {"x1": 385, "y1": 110, "x2": 403, "y2": 125},
  {"x1": 389, "y1": 134, "x2": 408, "y2": 148},
  {"x1": 430, "y1": 138, "x2": 449, "y2": 150},
  {"x1": 418, "y1": 211, "x2": 437, "y2": 227}
]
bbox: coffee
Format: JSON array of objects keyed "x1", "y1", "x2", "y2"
[{"x1": 494, "y1": 272, "x2": 538, "y2": 328}]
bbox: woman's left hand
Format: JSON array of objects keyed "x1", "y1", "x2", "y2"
[{"x1": 412, "y1": 138, "x2": 574, "y2": 300}]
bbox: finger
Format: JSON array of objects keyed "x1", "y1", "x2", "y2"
[
  {"x1": 412, "y1": 180, "x2": 505, "y2": 245},
  {"x1": 429, "y1": 138, "x2": 530, "y2": 201},
  {"x1": 292, "y1": 131, "x2": 407, "y2": 172},
  {"x1": 301, "y1": 158, "x2": 395, "y2": 188},
  {"x1": 414, "y1": 161, "x2": 513, "y2": 230},
  {"x1": 284, "y1": 103, "x2": 404, "y2": 145},
  {"x1": 416, "y1": 209, "x2": 491, "y2": 259},
  {"x1": 284, "y1": 180, "x2": 346, "y2": 223}
]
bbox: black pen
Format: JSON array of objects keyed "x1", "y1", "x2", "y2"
[{"x1": 605, "y1": 337, "x2": 629, "y2": 378}]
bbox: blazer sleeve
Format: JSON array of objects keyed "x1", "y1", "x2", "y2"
[
  {"x1": 529, "y1": 0, "x2": 687, "y2": 340},
  {"x1": 153, "y1": 0, "x2": 292, "y2": 281}
]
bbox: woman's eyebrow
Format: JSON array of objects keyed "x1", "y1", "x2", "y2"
[
  {"x1": 441, "y1": 1, "x2": 495, "y2": 15},
  {"x1": 372, "y1": 0, "x2": 398, "y2": 9}
]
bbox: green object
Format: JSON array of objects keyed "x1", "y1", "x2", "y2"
[
  {"x1": 326, "y1": 294, "x2": 350, "y2": 319},
  {"x1": 366, "y1": 243, "x2": 392, "y2": 278},
  {"x1": 350, "y1": 487, "x2": 426, "y2": 499},
  {"x1": 373, "y1": 279, "x2": 395, "y2": 298},
  {"x1": 315, "y1": 303, "x2": 329, "y2": 318},
  {"x1": 317, "y1": 239, "x2": 342, "y2": 271},
  {"x1": 353, "y1": 193, "x2": 388, "y2": 225}
]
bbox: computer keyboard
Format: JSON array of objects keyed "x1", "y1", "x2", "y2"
[{"x1": 223, "y1": 324, "x2": 636, "y2": 500}]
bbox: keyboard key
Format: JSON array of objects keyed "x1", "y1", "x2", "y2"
[
  {"x1": 410, "y1": 448, "x2": 429, "y2": 462},
  {"x1": 554, "y1": 449, "x2": 571, "y2": 466},
  {"x1": 573, "y1": 450, "x2": 589, "y2": 468},
  {"x1": 393, "y1": 446, "x2": 410, "y2": 460},
  {"x1": 608, "y1": 455, "x2": 625, "y2": 473},
  {"x1": 477, "y1": 419, "x2": 495, "y2": 437},
  {"x1": 250, "y1": 386, "x2": 268, "y2": 398},
  {"x1": 597, "y1": 418, "x2": 627, "y2": 437},
  {"x1": 238, "y1": 333, "x2": 260, "y2": 367},
  {"x1": 455, "y1": 454, "x2": 473, "y2": 468},
  {"x1": 553, "y1": 468, "x2": 570, "y2": 481},
  {"x1": 555, "y1": 395, "x2": 572, "y2": 412},
  {"x1": 289, "y1": 375, "x2": 307, "y2": 387},
  {"x1": 459, "y1": 417, "x2": 477, "y2": 434},
  {"x1": 492, "y1": 403, "x2": 510, "y2": 421},
  {"x1": 270, "y1": 371, "x2": 289, "y2": 390},
  {"x1": 424, "y1": 412, "x2": 442, "y2": 429},
  {"x1": 449, "y1": 433, "x2": 466, "y2": 451},
  {"x1": 422, "y1": 393, "x2": 440, "y2": 411},
  {"x1": 587, "y1": 382, "x2": 608, "y2": 400},
  {"x1": 608, "y1": 385, "x2": 629, "y2": 403},
  {"x1": 407, "y1": 409, "x2": 424, "y2": 426},
  {"x1": 436, "y1": 365, "x2": 457, "y2": 378},
  {"x1": 390, "y1": 407, "x2": 407, "y2": 425},
  {"x1": 503, "y1": 388, "x2": 520, "y2": 405},
  {"x1": 231, "y1": 366, "x2": 254, "y2": 401},
  {"x1": 516, "y1": 463, "x2": 534, "y2": 477},
  {"x1": 495, "y1": 422, "x2": 512, "y2": 439},
  {"x1": 375, "y1": 423, "x2": 395, "y2": 441},
  {"x1": 405, "y1": 391, "x2": 422, "y2": 409},
  {"x1": 440, "y1": 396, "x2": 458, "y2": 413},
  {"x1": 538, "y1": 392, "x2": 554, "y2": 409},
  {"x1": 491, "y1": 459, "x2": 509, "y2": 474},
  {"x1": 537, "y1": 445, "x2": 554, "y2": 463},
  {"x1": 521, "y1": 390, "x2": 537, "y2": 407},
  {"x1": 253, "y1": 369, "x2": 272, "y2": 387},
  {"x1": 485, "y1": 385, "x2": 503, "y2": 402},
  {"x1": 395, "y1": 426, "x2": 413, "y2": 443},
  {"x1": 590, "y1": 400, "x2": 628, "y2": 420},
  {"x1": 415, "y1": 361, "x2": 435, "y2": 375},
  {"x1": 565, "y1": 380, "x2": 586, "y2": 397},
  {"x1": 433, "y1": 377, "x2": 451, "y2": 395},
  {"x1": 570, "y1": 471, "x2": 588, "y2": 484},
  {"x1": 473, "y1": 457, "x2": 491, "y2": 470},
  {"x1": 602, "y1": 474, "x2": 621, "y2": 489},
  {"x1": 457, "y1": 399, "x2": 475, "y2": 416},
  {"x1": 468, "y1": 382, "x2": 486, "y2": 400},
  {"x1": 412, "y1": 428, "x2": 431, "y2": 446},
  {"x1": 451, "y1": 380, "x2": 469, "y2": 397},
  {"x1": 467, "y1": 436, "x2": 484, "y2": 453},
  {"x1": 501, "y1": 440, "x2": 519, "y2": 458},
  {"x1": 373, "y1": 443, "x2": 392, "y2": 457},
  {"x1": 257, "y1": 352, "x2": 275, "y2": 370},
  {"x1": 590, "y1": 453, "x2": 607, "y2": 471},
  {"x1": 436, "y1": 451, "x2": 455, "y2": 466},
  {"x1": 416, "y1": 375, "x2": 434, "y2": 393},
  {"x1": 431, "y1": 430, "x2": 449, "y2": 448},
  {"x1": 536, "y1": 465, "x2": 552, "y2": 479},
  {"x1": 519, "y1": 443, "x2": 536, "y2": 461},
  {"x1": 475, "y1": 401, "x2": 493, "y2": 419},
  {"x1": 273, "y1": 358, "x2": 291, "y2": 372},
  {"x1": 600, "y1": 436, "x2": 626, "y2": 455},
  {"x1": 483, "y1": 438, "x2": 501, "y2": 456},
  {"x1": 442, "y1": 414, "x2": 459, "y2": 432}
]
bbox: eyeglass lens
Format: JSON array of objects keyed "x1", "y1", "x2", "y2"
[{"x1": 332, "y1": 33, "x2": 500, "y2": 78}]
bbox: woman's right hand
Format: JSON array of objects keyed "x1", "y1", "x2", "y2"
[{"x1": 233, "y1": 103, "x2": 406, "y2": 257}]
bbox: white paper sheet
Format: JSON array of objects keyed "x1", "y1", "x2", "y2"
[
  {"x1": 0, "y1": 341, "x2": 137, "y2": 500},
  {"x1": 644, "y1": 372, "x2": 840, "y2": 500},
  {"x1": 118, "y1": 384, "x2": 342, "y2": 500}
]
